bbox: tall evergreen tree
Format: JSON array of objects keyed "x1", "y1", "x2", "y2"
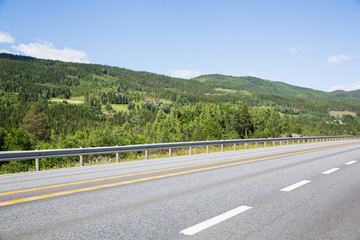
[
  {"x1": 241, "y1": 105, "x2": 251, "y2": 138},
  {"x1": 21, "y1": 103, "x2": 49, "y2": 141}
]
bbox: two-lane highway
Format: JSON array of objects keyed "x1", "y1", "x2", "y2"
[{"x1": 1, "y1": 140, "x2": 360, "y2": 239}]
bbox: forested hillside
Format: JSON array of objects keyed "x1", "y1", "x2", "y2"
[{"x1": 1, "y1": 53, "x2": 359, "y2": 173}]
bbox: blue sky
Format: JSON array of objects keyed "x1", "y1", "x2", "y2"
[{"x1": 1, "y1": 0, "x2": 360, "y2": 92}]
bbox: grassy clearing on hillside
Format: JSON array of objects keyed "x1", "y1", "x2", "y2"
[
  {"x1": 158, "y1": 98, "x2": 172, "y2": 104},
  {"x1": 50, "y1": 97, "x2": 171, "y2": 113},
  {"x1": 51, "y1": 97, "x2": 84, "y2": 104},
  {"x1": 329, "y1": 110, "x2": 356, "y2": 117},
  {"x1": 106, "y1": 104, "x2": 129, "y2": 112},
  {"x1": 214, "y1": 88, "x2": 237, "y2": 94}
]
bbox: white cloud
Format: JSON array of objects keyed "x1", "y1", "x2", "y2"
[
  {"x1": 288, "y1": 45, "x2": 314, "y2": 54},
  {"x1": 249, "y1": 72, "x2": 262, "y2": 78},
  {"x1": 0, "y1": 49, "x2": 17, "y2": 54},
  {"x1": 0, "y1": 31, "x2": 15, "y2": 44},
  {"x1": 327, "y1": 54, "x2": 358, "y2": 64},
  {"x1": 11, "y1": 41, "x2": 90, "y2": 63},
  {"x1": 289, "y1": 46, "x2": 299, "y2": 53},
  {"x1": 169, "y1": 69, "x2": 202, "y2": 79},
  {"x1": 328, "y1": 81, "x2": 360, "y2": 92}
]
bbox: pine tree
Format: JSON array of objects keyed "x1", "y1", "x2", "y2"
[{"x1": 21, "y1": 103, "x2": 49, "y2": 141}]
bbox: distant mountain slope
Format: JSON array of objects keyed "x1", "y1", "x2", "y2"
[
  {"x1": 0, "y1": 53, "x2": 211, "y2": 96},
  {"x1": 0, "y1": 53, "x2": 359, "y2": 113},
  {"x1": 193, "y1": 74, "x2": 360, "y2": 111},
  {"x1": 193, "y1": 74, "x2": 333, "y2": 100}
]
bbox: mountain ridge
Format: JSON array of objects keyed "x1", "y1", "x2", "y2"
[{"x1": 0, "y1": 53, "x2": 359, "y2": 113}]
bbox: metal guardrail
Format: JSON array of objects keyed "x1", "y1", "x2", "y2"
[{"x1": 0, "y1": 136, "x2": 359, "y2": 171}]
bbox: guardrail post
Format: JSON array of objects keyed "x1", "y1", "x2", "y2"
[
  {"x1": 221, "y1": 144, "x2": 224, "y2": 152},
  {"x1": 206, "y1": 145, "x2": 209, "y2": 153},
  {"x1": 169, "y1": 148, "x2": 172, "y2": 157},
  {"x1": 273, "y1": 141, "x2": 275, "y2": 147},
  {"x1": 145, "y1": 150, "x2": 148, "y2": 160},
  {"x1": 264, "y1": 142, "x2": 266, "y2": 148},
  {"x1": 280, "y1": 141, "x2": 282, "y2": 146},
  {"x1": 35, "y1": 149, "x2": 40, "y2": 171},
  {"x1": 245, "y1": 143, "x2": 248, "y2": 149},
  {"x1": 292, "y1": 140, "x2": 295, "y2": 144},
  {"x1": 234, "y1": 144, "x2": 236, "y2": 150},
  {"x1": 115, "y1": 145, "x2": 119, "y2": 163},
  {"x1": 189, "y1": 147, "x2": 192, "y2": 155},
  {"x1": 287, "y1": 141, "x2": 289, "y2": 145},
  {"x1": 255, "y1": 142, "x2": 257, "y2": 148},
  {"x1": 79, "y1": 147, "x2": 84, "y2": 167}
]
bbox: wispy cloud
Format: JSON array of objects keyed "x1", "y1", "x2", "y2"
[
  {"x1": 169, "y1": 69, "x2": 202, "y2": 79},
  {"x1": 0, "y1": 31, "x2": 15, "y2": 44},
  {"x1": 328, "y1": 81, "x2": 360, "y2": 92},
  {"x1": 327, "y1": 54, "x2": 358, "y2": 64},
  {"x1": 289, "y1": 46, "x2": 299, "y2": 53},
  {"x1": 11, "y1": 41, "x2": 90, "y2": 63},
  {"x1": 288, "y1": 45, "x2": 314, "y2": 54},
  {"x1": 0, "y1": 49, "x2": 17, "y2": 54}
]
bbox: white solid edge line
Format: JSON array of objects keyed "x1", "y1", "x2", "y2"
[
  {"x1": 322, "y1": 168, "x2": 340, "y2": 175},
  {"x1": 180, "y1": 205, "x2": 252, "y2": 236},
  {"x1": 346, "y1": 161, "x2": 357, "y2": 165},
  {"x1": 281, "y1": 180, "x2": 311, "y2": 192}
]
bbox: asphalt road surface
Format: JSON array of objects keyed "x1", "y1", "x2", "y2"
[{"x1": 1, "y1": 140, "x2": 360, "y2": 240}]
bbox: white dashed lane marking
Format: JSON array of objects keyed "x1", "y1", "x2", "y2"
[
  {"x1": 322, "y1": 168, "x2": 340, "y2": 175},
  {"x1": 345, "y1": 161, "x2": 357, "y2": 165},
  {"x1": 180, "y1": 205, "x2": 252, "y2": 236},
  {"x1": 280, "y1": 180, "x2": 311, "y2": 192}
]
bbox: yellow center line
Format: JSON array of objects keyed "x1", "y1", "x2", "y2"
[
  {"x1": 0, "y1": 142, "x2": 359, "y2": 207},
  {"x1": 0, "y1": 142, "x2": 358, "y2": 197}
]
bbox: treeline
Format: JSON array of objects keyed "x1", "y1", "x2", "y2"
[{"x1": 1, "y1": 99, "x2": 359, "y2": 173}]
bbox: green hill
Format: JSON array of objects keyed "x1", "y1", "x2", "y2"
[
  {"x1": 193, "y1": 74, "x2": 360, "y2": 113},
  {"x1": 1, "y1": 53, "x2": 359, "y2": 114}
]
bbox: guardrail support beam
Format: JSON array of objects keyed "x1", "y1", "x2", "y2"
[
  {"x1": 145, "y1": 150, "x2": 148, "y2": 160},
  {"x1": 79, "y1": 147, "x2": 84, "y2": 167},
  {"x1": 34, "y1": 149, "x2": 40, "y2": 171},
  {"x1": 169, "y1": 148, "x2": 172, "y2": 158}
]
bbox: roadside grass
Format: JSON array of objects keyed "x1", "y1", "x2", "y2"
[
  {"x1": 75, "y1": 140, "x2": 300, "y2": 166},
  {"x1": 0, "y1": 139, "x2": 319, "y2": 173}
]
